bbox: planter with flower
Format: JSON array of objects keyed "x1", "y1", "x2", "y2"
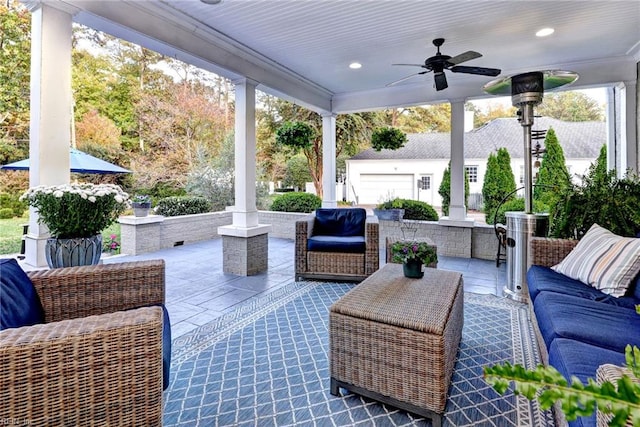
[
  {"x1": 21, "y1": 183, "x2": 129, "y2": 268},
  {"x1": 390, "y1": 240, "x2": 438, "y2": 278},
  {"x1": 131, "y1": 194, "x2": 152, "y2": 217}
]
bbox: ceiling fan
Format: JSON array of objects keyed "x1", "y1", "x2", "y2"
[{"x1": 388, "y1": 38, "x2": 501, "y2": 91}]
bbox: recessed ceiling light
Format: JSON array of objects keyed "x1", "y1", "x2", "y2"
[
  {"x1": 536, "y1": 28, "x2": 554, "y2": 37},
  {"x1": 349, "y1": 62, "x2": 362, "y2": 69}
]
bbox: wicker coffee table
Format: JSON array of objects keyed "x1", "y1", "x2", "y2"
[{"x1": 329, "y1": 263, "x2": 463, "y2": 427}]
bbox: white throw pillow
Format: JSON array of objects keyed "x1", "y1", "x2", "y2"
[{"x1": 551, "y1": 223, "x2": 640, "y2": 296}]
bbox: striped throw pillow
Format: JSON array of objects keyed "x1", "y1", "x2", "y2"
[{"x1": 551, "y1": 223, "x2": 640, "y2": 296}]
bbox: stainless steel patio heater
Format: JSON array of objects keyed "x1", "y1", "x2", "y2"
[{"x1": 484, "y1": 70, "x2": 578, "y2": 302}]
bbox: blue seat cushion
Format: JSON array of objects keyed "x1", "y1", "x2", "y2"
[
  {"x1": 161, "y1": 304, "x2": 172, "y2": 390},
  {"x1": 527, "y1": 265, "x2": 638, "y2": 309},
  {"x1": 0, "y1": 258, "x2": 44, "y2": 330},
  {"x1": 313, "y1": 208, "x2": 366, "y2": 237},
  {"x1": 549, "y1": 338, "x2": 626, "y2": 427},
  {"x1": 534, "y1": 292, "x2": 640, "y2": 353},
  {"x1": 307, "y1": 235, "x2": 366, "y2": 253}
]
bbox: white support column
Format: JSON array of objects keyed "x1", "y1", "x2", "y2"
[
  {"x1": 622, "y1": 80, "x2": 638, "y2": 174},
  {"x1": 24, "y1": 4, "x2": 73, "y2": 267},
  {"x1": 231, "y1": 78, "x2": 259, "y2": 228},
  {"x1": 322, "y1": 113, "x2": 337, "y2": 208},
  {"x1": 440, "y1": 100, "x2": 474, "y2": 227},
  {"x1": 605, "y1": 86, "x2": 616, "y2": 171},
  {"x1": 218, "y1": 78, "x2": 270, "y2": 275}
]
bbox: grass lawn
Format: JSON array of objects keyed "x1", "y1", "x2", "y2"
[{"x1": 0, "y1": 215, "x2": 121, "y2": 256}]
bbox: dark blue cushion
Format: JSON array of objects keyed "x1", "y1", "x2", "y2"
[
  {"x1": 307, "y1": 235, "x2": 366, "y2": 253},
  {"x1": 549, "y1": 338, "x2": 626, "y2": 427},
  {"x1": 527, "y1": 265, "x2": 638, "y2": 309},
  {"x1": 161, "y1": 304, "x2": 172, "y2": 390},
  {"x1": 0, "y1": 258, "x2": 44, "y2": 330},
  {"x1": 313, "y1": 208, "x2": 366, "y2": 237},
  {"x1": 534, "y1": 292, "x2": 640, "y2": 353}
]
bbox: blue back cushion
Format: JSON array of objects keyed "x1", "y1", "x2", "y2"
[
  {"x1": 314, "y1": 208, "x2": 366, "y2": 237},
  {"x1": 0, "y1": 258, "x2": 44, "y2": 330}
]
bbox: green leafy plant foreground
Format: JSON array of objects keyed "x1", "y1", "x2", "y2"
[
  {"x1": 376, "y1": 198, "x2": 438, "y2": 221},
  {"x1": 484, "y1": 344, "x2": 640, "y2": 426}
]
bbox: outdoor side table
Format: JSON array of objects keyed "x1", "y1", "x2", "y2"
[{"x1": 329, "y1": 263, "x2": 463, "y2": 427}]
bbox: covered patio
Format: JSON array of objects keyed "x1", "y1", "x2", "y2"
[{"x1": 20, "y1": 0, "x2": 639, "y2": 269}]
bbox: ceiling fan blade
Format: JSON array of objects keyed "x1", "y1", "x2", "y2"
[
  {"x1": 450, "y1": 65, "x2": 501, "y2": 76},
  {"x1": 434, "y1": 71, "x2": 448, "y2": 91},
  {"x1": 391, "y1": 63, "x2": 425, "y2": 67},
  {"x1": 386, "y1": 71, "x2": 428, "y2": 87},
  {"x1": 448, "y1": 50, "x2": 482, "y2": 65}
]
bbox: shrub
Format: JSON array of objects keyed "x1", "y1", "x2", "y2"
[
  {"x1": 376, "y1": 198, "x2": 438, "y2": 221},
  {"x1": 0, "y1": 208, "x2": 14, "y2": 219},
  {"x1": 0, "y1": 192, "x2": 27, "y2": 217},
  {"x1": 270, "y1": 192, "x2": 321, "y2": 213},
  {"x1": 155, "y1": 196, "x2": 210, "y2": 217}
]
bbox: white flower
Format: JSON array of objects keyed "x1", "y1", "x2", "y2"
[
  {"x1": 88, "y1": 196, "x2": 96, "y2": 203},
  {"x1": 53, "y1": 190, "x2": 64, "y2": 198}
]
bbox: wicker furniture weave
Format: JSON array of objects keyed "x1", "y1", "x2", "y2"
[
  {"x1": 0, "y1": 260, "x2": 166, "y2": 426},
  {"x1": 295, "y1": 213, "x2": 379, "y2": 281},
  {"x1": 329, "y1": 263, "x2": 463, "y2": 427}
]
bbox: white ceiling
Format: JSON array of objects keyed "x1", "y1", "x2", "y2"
[{"x1": 58, "y1": 0, "x2": 640, "y2": 113}]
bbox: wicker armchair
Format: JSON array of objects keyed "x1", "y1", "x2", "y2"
[
  {"x1": 295, "y1": 208, "x2": 379, "y2": 281},
  {"x1": 0, "y1": 260, "x2": 167, "y2": 426}
]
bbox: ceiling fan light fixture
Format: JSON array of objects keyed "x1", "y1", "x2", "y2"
[
  {"x1": 536, "y1": 28, "x2": 555, "y2": 37},
  {"x1": 200, "y1": 0, "x2": 223, "y2": 4}
]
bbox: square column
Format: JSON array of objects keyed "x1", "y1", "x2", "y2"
[
  {"x1": 322, "y1": 113, "x2": 337, "y2": 207},
  {"x1": 24, "y1": 4, "x2": 73, "y2": 267},
  {"x1": 440, "y1": 100, "x2": 474, "y2": 227},
  {"x1": 219, "y1": 78, "x2": 271, "y2": 275}
]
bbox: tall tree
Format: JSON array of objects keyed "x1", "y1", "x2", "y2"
[
  {"x1": 258, "y1": 96, "x2": 381, "y2": 196},
  {"x1": 438, "y1": 162, "x2": 469, "y2": 216},
  {"x1": 381, "y1": 104, "x2": 451, "y2": 133},
  {"x1": 533, "y1": 127, "x2": 572, "y2": 208},
  {"x1": 0, "y1": 0, "x2": 30, "y2": 141},
  {"x1": 537, "y1": 92, "x2": 604, "y2": 122},
  {"x1": 482, "y1": 148, "x2": 517, "y2": 224}
]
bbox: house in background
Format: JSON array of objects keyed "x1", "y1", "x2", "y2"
[{"x1": 346, "y1": 117, "x2": 605, "y2": 209}]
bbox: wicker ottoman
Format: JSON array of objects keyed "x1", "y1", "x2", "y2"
[{"x1": 329, "y1": 263, "x2": 463, "y2": 427}]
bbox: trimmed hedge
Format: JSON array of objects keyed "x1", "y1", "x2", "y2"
[
  {"x1": 376, "y1": 198, "x2": 439, "y2": 221},
  {"x1": 270, "y1": 192, "x2": 321, "y2": 213},
  {"x1": 155, "y1": 196, "x2": 210, "y2": 217}
]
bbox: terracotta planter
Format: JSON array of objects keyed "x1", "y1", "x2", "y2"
[{"x1": 45, "y1": 234, "x2": 102, "y2": 268}]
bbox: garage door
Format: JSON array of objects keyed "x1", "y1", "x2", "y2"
[{"x1": 358, "y1": 174, "x2": 414, "y2": 204}]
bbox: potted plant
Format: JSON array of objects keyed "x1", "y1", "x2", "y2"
[
  {"x1": 373, "y1": 197, "x2": 405, "y2": 221},
  {"x1": 131, "y1": 194, "x2": 152, "y2": 217},
  {"x1": 21, "y1": 183, "x2": 129, "y2": 268},
  {"x1": 390, "y1": 240, "x2": 438, "y2": 278}
]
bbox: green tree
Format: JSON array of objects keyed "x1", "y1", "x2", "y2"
[
  {"x1": 381, "y1": 104, "x2": 451, "y2": 133},
  {"x1": 482, "y1": 148, "x2": 517, "y2": 223},
  {"x1": 258, "y1": 96, "x2": 381, "y2": 197},
  {"x1": 533, "y1": 128, "x2": 572, "y2": 208},
  {"x1": 283, "y1": 154, "x2": 313, "y2": 190},
  {"x1": 0, "y1": 0, "x2": 31, "y2": 141},
  {"x1": 537, "y1": 91, "x2": 604, "y2": 122},
  {"x1": 438, "y1": 162, "x2": 469, "y2": 216}
]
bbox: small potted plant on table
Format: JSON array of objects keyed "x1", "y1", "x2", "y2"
[{"x1": 391, "y1": 240, "x2": 438, "y2": 278}]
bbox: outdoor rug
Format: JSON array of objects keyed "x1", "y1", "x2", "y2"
[{"x1": 163, "y1": 282, "x2": 554, "y2": 426}]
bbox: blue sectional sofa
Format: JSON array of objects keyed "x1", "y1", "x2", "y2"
[{"x1": 526, "y1": 237, "x2": 640, "y2": 427}]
